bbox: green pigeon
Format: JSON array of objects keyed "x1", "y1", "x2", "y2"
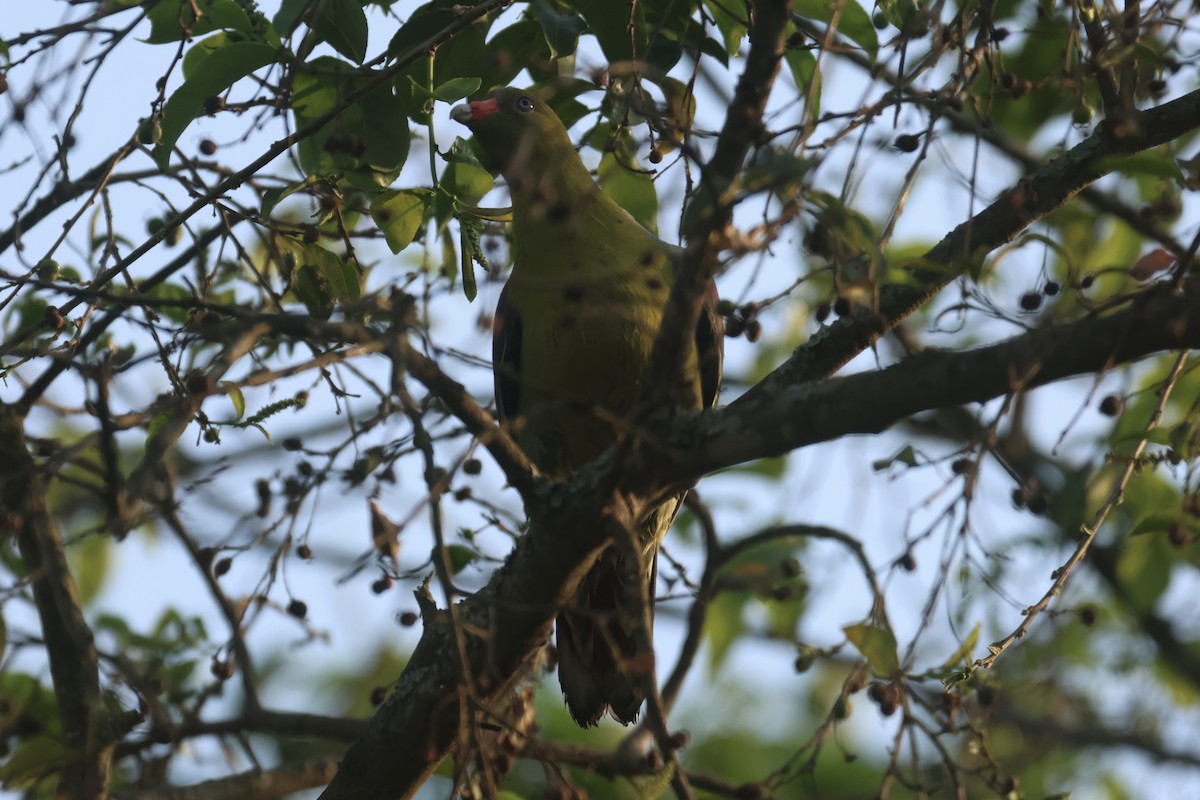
[{"x1": 452, "y1": 87, "x2": 722, "y2": 727}]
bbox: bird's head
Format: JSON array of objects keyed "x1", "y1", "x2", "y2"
[{"x1": 450, "y1": 87, "x2": 577, "y2": 188}]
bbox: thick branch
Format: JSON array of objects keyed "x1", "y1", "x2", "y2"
[
  {"x1": 680, "y1": 277, "x2": 1200, "y2": 480},
  {"x1": 319, "y1": 488, "x2": 632, "y2": 799},
  {"x1": 0, "y1": 407, "x2": 111, "y2": 798},
  {"x1": 738, "y1": 87, "x2": 1200, "y2": 405},
  {"x1": 639, "y1": 0, "x2": 792, "y2": 410},
  {"x1": 114, "y1": 758, "x2": 340, "y2": 800}
]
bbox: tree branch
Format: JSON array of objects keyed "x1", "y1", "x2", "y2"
[
  {"x1": 683, "y1": 276, "x2": 1200, "y2": 480},
  {"x1": 114, "y1": 758, "x2": 340, "y2": 800},
  {"x1": 737, "y1": 87, "x2": 1200, "y2": 404},
  {"x1": 0, "y1": 406, "x2": 112, "y2": 798}
]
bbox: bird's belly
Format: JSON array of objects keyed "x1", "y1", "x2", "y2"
[{"x1": 515, "y1": 289, "x2": 661, "y2": 473}]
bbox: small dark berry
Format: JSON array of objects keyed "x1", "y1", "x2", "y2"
[
  {"x1": 203, "y1": 96, "x2": 224, "y2": 115},
  {"x1": 44, "y1": 306, "x2": 65, "y2": 331},
  {"x1": 370, "y1": 686, "x2": 388, "y2": 705},
  {"x1": 724, "y1": 316, "x2": 745, "y2": 338},
  {"x1": 211, "y1": 660, "x2": 233, "y2": 680},
  {"x1": 463, "y1": 458, "x2": 482, "y2": 475},
  {"x1": 899, "y1": 553, "x2": 917, "y2": 571},
  {"x1": 1081, "y1": 274, "x2": 1095, "y2": 289},
  {"x1": 1168, "y1": 522, "x2": 1190, "y2": 549},
  {"x1": 951, "y1": 457, "x2": 972, "y2": 475},
  {"x1": 648, "y1": 148, "x2": 663, "y2": 164},
  {"x1": 780, "y1": 557, "x2": 801, "y2": 578},
  {"x1": 1019, "y1": 291, "x2": 1042, "y2": 311},
  {"x1": 399, "y1": 610, "x2": 419, "y2": 626},
  {"x1": 1011, "y1": 488, "x2": 1027, "y2": 508},
  {"x1": 815, "y1": 302, "x2": 831, "y2": 323},
  {"x1": 302, "y1": 225, "x2": 320, "y2": 244},
  {"x1": 453, "y1": 487, "x2": 472, "y2": 501},
  {"x1": 296, "y1": 544, "x2": 313, "y2": 559},
  {"x1": 745, "y1": 319, "x2": 763, "y2": 343},
  {"x1": 214, "y1": 557, "x2": 232, "y2": 577},
  {"x1": 1027, "y1": 494, "x2": 1048, "y2": 515},
  {"x1": 992, "y1": 26, "x2": 1010, "y2": 42},
  {"x1": 1098, "y1": 395, "x2": 1123, "y2": 417},
  {"x1": 372, "y1": 576, "x2": 393, "y2": 594},
  {"x1": 833, "y1": 297, "x2": 851, "y2": 316},
  {"x1": 1078, "y1": 606, "x2": 1098, "y2": 626},
  {"x1": 283, "y1": 437, "x2": 302, "y2": 451},
  {"x1": 196, "y1": 547, "x2": 215, "y2": 570},
  {"x1": 286, "y1": 599, "x2": 307, "y2": 619},
  {"x1": 1044, "y1": 281, "x2": 1060, "y2": 296},
  {"x1": 199, "y1": 139, "x2": 217, "y2": 156},
  {"x1": 185, "y1": 371, "x2": 210, "y2": 395},
  {"x1": 894, "y1": 133, "x2": 920, "y2": 152},
  {"x1": 669, "y1": 729, "x2": 691, "y2": 749}
]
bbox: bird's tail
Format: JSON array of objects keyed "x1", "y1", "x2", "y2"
[{"x1": 556, "y1": 499, "x2": 679, "y2": 727}]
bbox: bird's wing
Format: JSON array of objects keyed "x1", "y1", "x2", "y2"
[
  {"x1": 698, "y1": 281, "x2": 724, "y2": 410},
  {"x1": 493, "y1": 282, "x2": 522, "y2": 421}
]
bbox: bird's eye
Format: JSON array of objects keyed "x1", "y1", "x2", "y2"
[{"x1": 516, "y1": 96, "x2": 534, "y2": 112}]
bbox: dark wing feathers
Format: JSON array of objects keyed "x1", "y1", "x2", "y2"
[
  {"x1": 493, "y1": 283, "x2": 522, "y2": 421},
  {"x1": 697, "y1": 282, "x2": 724, "y2": 410}
]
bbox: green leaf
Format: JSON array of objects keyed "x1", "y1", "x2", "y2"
[
  {"x1": 154, "y1": 42, "x2": 278, "y2": 169},
  {"x1": 844, "y1": 623, "x2": 900, "y2": 676},
  {"x1": 181, "y1": 32, "x2": 229, "y2": 79},
  {"x1": 872, "y1": 444, "x2": 919, "y2": 471},
  {"x1": 292, "y1": 61, "x2": 410, "y2": 180},
  {"x1": 282, "y1": 239, "x2": 361, "y2": 315},
  {"x1": 706, "y1": 591, "x2": 748, "y2": 671},
  {"x1": 0, "y1": 735, "x2": 80, "y2": 789},
  {"x1": 484, "y1": 19, "x2": 554, "y2": 87},
  {"x1": 938, "y1": 623, "x2": 981, "y2": 671},
  {"x1": 146, "y1": 0, "x2": 255, "y2": 45},
  {"x1": 784, "y1": 49, "x2": 821, "y2": 122},
  {"x1": 260, "y1": 177, "x2": 319, "y2": 218},
  {"x1": 430, "y1": 77, "x2": 481, "y2": 104},
  {"x1": 313, "y1": 0, "x2": 369, "y2": 64},
  {"x1": 67, "y1": 534, "x2": 111, "y2": 608},
  {"x1": 531, "y1": 0, "x2": 587, "y2": 59},
  {"x1": 572, "y1": 0, "x2": 646, "y2": 63},
  {"x1": 459, "y1": 222, "x2": 478, "y2": 302},
  {"x1": 225, "y1": 385, "x2": 246, "y2": 421},
  {"x1": 443, "y1": 544, "x2": 477, "y2": 574},
  {"x1": 704, "y1": 0, "x2": 747, "y2": 53},
  {"x1": 1115, "y1": 529, "x2": 1172, "y2": 612},
  {"x1": 442, "y1": 161, "x2": 494, "y2": 205},
  {"x1": 794, "y1": 0, "x2": 878, "y2": 63},
  {"x1": 274, "y1": 0, "x2": 310, "y2": 35},
  {"x1": 371, "y1": 189, "x2": 431, "y2": 254}
]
